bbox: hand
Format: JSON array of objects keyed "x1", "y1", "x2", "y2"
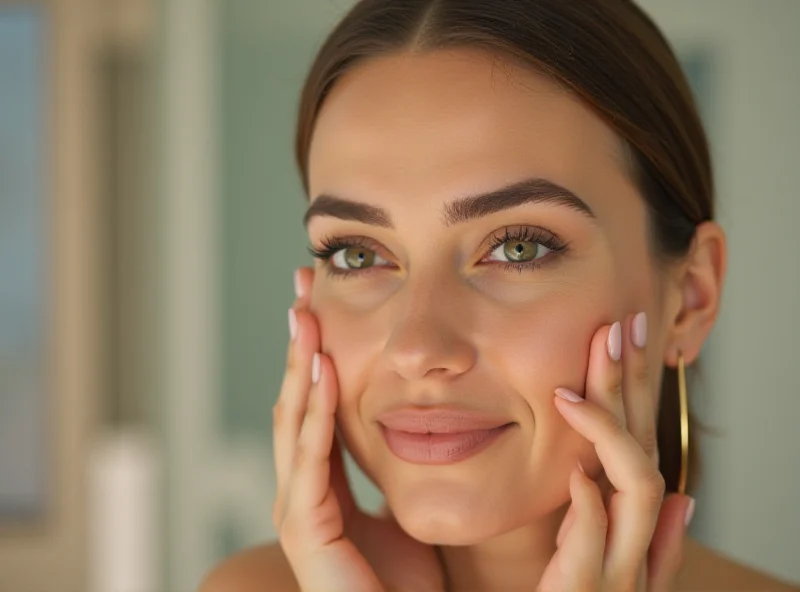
[
  {"x1": 540, "y1": 314, "x2": 695, "y2": 592},
  {"x1": 272, "y1": 267, "x2": 446, "y2": 592}
]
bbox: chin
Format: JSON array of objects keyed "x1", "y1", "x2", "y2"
[
  {"x1": 395, "y1": 507, "x2": 498, "y2": 546},
  {"x1": 384, "y1": 483, "x2": 521, "y2": 546}
]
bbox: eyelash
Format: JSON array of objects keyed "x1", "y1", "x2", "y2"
[{"x1": 307, "y1": 226, "x2": 569, "y2": 279}]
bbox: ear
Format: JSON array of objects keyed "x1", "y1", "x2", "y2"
[{"x1": 663, "y1": 221, "x2": 727, "y2": 368}]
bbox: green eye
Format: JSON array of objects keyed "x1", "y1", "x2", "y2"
[
  {"x1": 332, "y1": 246, "x2": 387, "y2": 269},
  {"x1": 345, "y1": 247, "x2": 374, "y2": 268},
  {"x1": 503, "y1": 240, "x2": 540, "y2": 262},
  {"x1": 486, "y1": 239, "x2": 553, "y2": 265}
]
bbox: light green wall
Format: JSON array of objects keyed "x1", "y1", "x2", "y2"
[{"x1": 218, "y1": 2, "x2": 313, "y2": 440}]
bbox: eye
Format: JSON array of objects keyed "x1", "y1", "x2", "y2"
[
  {"x1": 477, "y1": 225, "x2": 568, "y2": 273},
  {"x1": 331, "y1": 246, "x2": 389, "y2": 270},
  {"x1": 486, "y1": 239, "x2": 553, "y2": 264},
  {"x1": 307, "y1": 235, "x2": 396, "y2": 277}
]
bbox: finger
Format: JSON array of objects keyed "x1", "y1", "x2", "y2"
[
  {"x1": 548, "y1": 466, "x2": 606, "y2": 591},
  {"x1": 556, "y1": 503, "x2": 575, "y2": 549},
  {"x1": 293, "y1": 266, "x2": 315, "y2": 310},
  {"x1": 622, "y1": 311, "x2": 658, "y2": 464},
  {"x1": 330, "y1": 428, "x2": 357, "y2": 521},
  {"x1": 273, "y1": 267, "x2": 316, "y2": 525},
  {"x1": 273, "y1": 308, "x2": 321, "y2": 522},
  {"x1": 279, "y1": 266, "x2": 315, "y2": 379},
  {"x1": 585, "y1": 321, "x2": 625, "y2": 427},
  {"x1": 553, "y1": 393, "x2": 665, "y2": 587},
  {"x1": 290, "y1": 353, "x2": 338, "y2": 513},
  {"x1": 647, "y1": 494, "x2": 694, "y2": 592},
  {"x1": 582, "y1": 321, "x2": 625, "y2": 504},
  {"x1": 554, "y1": 392, "x2": 664, "y2": 502}
]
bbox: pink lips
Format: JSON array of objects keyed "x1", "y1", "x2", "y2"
[{"x1": 376, "y1": 408, "x2": 513, "y2": 465}]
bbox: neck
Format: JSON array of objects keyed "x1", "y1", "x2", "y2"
[{"x1": 436, "y1": 502, "x2": 568, "y2": 592}]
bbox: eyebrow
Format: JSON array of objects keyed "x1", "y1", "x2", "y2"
[{"x1": 303, "y1": 177, "x2": 596, "y2": 228}]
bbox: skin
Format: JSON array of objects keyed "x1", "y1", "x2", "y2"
[
  {"x1": 203, "y1": 46, "x2": 755, "y2": 591},
  {"x1": 307, "y1": 48, "x2": 656, "y2": 543},
  {"x1": 292, "y1": 47, "x2": 723, "y2": 588}
]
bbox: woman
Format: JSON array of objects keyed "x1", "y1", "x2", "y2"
[{"x1": 202, "y1": 0, "x2": 797, "y2": 590}]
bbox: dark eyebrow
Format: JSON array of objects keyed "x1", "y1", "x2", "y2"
[
  {"x1": 303, "y1": 194, "x2": 393, "y2": 228},
  {"x1": 304, "y1": 177, "x2": 595, "y2": 228},
  {"x1": 442, "y1": 177, "x2": 595, "y2": 226}
]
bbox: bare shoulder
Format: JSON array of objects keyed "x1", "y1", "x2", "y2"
[
  {"x1": 198, "y1": 542, "x2": 298, "y2": 592},
  {"x1": 678, "y1": 537, "x2": 799, "y2": 591},
  {"x1": 196, "y1": 536, "x2": 800, "y2": 592}
]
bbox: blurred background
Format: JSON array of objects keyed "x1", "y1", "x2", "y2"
[{"x1": 0, "y1": 0, "x2": 798, "y2": 590}]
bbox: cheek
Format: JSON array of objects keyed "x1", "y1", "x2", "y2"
[
  {"x1": 310, "y1": 292, "x2": 390, "y2": 484},
  {"x1": 476, "y1": 288, "x2": 614, "y2": 401},
  {"x1": 473, "y1": 292, "x2": 613, "y2": 494},
  {"x1": 311, "y1": 292, "x2": 383, "y2": 409}
]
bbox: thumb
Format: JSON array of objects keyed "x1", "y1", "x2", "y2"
[{"x1": 647, "y1": 493, "x2": 695, "y2": 591}]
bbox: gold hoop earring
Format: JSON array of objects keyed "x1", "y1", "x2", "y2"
[{"x1": 677, "y1": 350, "x2": 689, "y2": 495}]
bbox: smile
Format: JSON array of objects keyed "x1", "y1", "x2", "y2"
[{"x1": 376, "y1": 408, "x2": 515, "y2": 465}]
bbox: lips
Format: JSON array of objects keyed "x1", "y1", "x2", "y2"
[{"x1": 376, "y1": 408, "x2": 514, "y2": 465}]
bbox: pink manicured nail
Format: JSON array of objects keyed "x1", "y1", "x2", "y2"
[
  {"x1": 555, "y1": 387, "x2": 584, "y2": 403},
  {"x1": 632, "y1": 312, "x2": 647, "y2": 349},
  {"x1": 607, "y1": 321, "x2": 622, "y2": 361},
  {"x1": 312, "y1": 353, "x2": 321, "y2": 384},
  {"x1": 294, "y1": 269, "x2": 304, "y2": 299},
  {"x1": 288, "y1": 309, "x2": 297, "y2": 341},
  {"x1": 685, "y1": 497, "x2": 696, "y2": 526}
]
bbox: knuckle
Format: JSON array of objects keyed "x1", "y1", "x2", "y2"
[
  {"x1": 641, "y1": 470, "x2": 666, "y2": 506},
  {"x1": 606, "y1": 411, "x2": 626, "y2": 437},
  {"x1": 607, "y1": 372, "x2": 624, "y2": 398},
  {"x1": 312, "y1": 503, "x2": 342, "y2": 537},
  {"x1": 293, "y1": 442, "x2": 308, "y2": 470},
  {"x1": 640, "y1": 428, "x2": 659, "y2": 460},
  {"x1": 634, "y1": 356, "x2": 650, "y2": 384}
]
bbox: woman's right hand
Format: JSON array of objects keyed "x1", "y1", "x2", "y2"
[{"x1": 272, "y1": 267, "x2": 446, "y2": 592}]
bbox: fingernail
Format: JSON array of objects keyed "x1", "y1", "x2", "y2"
[
  {"x1": 288, "y1": 309, "x2": 297, "y2": 341},
  {"x1": 555, "y1": 387, "x2": 584, "y2": 403},
  {"x1": 632, "y1": 312, "x2": 647, "y2": 349},
  {"x1": 312, "y1": 352, "x2": 320, "y2": 384},
  {"x1": 607, "y1": 321, "x2": 622, "y2": 361},
  {"x1": 685, "y1": 497, "x2": 696, "y2": 526},
  {"x1": 577, "y1": 461, "x2": 586, "y2": 474},
  {"x1": 293, "y1": 269, "x2": 304, "y2": 299}
]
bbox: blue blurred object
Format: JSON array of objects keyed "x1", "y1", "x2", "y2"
[{"x1": 0, "y1": 5, "x2": 48, "y2": 522}]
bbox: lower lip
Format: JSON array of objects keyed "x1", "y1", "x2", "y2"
[{"x1": 379, "y1": 424, "x2": 513, "y2": 465}]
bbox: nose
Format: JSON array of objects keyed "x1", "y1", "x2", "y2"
[{"x1": 381, "y1": 280, "x2": 477, "y2": 382}]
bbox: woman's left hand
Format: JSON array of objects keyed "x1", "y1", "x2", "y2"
[{"x1": 539, "y1": 313, "x2": 695, "y2": 592}]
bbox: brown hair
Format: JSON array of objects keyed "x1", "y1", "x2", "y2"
[{"x1": 294, "y1": 0, "x2": 712, "y2": 493}]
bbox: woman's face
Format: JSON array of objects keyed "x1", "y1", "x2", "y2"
[{"x1": 305, "y1": 48, "x2": 672, "y2": 544}]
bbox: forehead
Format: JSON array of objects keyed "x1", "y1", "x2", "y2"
[{"x1": 307, "y1": 47, "x2": 629, "y2": 212}]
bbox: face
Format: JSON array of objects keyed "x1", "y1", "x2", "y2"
[{"x1": 305, "y1": 48, "x2": 672, "y2": 545}]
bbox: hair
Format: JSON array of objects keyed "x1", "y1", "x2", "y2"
[{"x1": 293, "y1": 0, "x2": 713, "y2": 493}]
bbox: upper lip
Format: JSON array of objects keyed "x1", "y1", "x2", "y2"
[{"x1": 376, "y1": 407, "x2": 513, "y2": 434}]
